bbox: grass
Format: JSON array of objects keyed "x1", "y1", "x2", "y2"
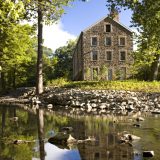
[{"x1": 47, "y1": 78, "x2": 160, "y2": 93}]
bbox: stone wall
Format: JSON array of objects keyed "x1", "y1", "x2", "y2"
[
  {"x1": 73, "y1": 33, "x2": 84, "y2": 80},
  {"x1": 82, "y1": 17, "x2": 133, "y2": 80},
  {"x1": 42, "y1": 88, "x2": 160, "y2": 115}
]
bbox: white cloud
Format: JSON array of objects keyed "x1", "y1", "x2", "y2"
[{"x1": 43, "y1": 22, "x2": 76, "y2": 51}]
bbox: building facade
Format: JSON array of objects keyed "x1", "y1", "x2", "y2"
[{"x1": 73, "y1": 14, "x2": 133, "y2": 81}]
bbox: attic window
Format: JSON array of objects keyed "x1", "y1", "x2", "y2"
[{"x1": 105, "y1": 24, "x2": 111, "y2": 32}]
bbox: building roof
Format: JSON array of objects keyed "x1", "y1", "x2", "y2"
[{"x1": 83, "y1": 16, "x2": 133, "y2": 33}]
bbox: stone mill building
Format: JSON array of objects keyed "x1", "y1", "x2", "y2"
[{"x1": 73, "y1": 11, "x2": 133, "y2": 81}]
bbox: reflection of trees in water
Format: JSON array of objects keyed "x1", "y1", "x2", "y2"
[
  {"x1": 0, "y1": 105, "x2": 36, "y2": 159},
  {"x1": 0, "y1": 105, "x2": 160, "y2": 160}
]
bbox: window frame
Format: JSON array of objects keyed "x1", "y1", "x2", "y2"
[
  {"x1": 119, "y1": 36, "x2": 126, "y2": 46},
  {"x1": 119, "y1": 50, "x2": 127, "y2": 61},
  {"x1": 91, "y1": 36, "x2": 98, "y2": 46},
  {"x1": 105, "y1": 36, "x2": 112, "y2": 46},
  {"x1": 91, "y1": 50, "x2": 99, "y2": 61},
  {"x1": 104, "y1": 23, "x2": 112, "y2": 33},
  {"x1": 106, "y1": 50, "x2": 113, "y2": 61}
]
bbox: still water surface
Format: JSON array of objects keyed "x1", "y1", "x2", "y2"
[{"x1": 0, "y1": 104, "x2": 160, "y2": 160}]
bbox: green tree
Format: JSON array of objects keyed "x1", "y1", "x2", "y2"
[
  {"x1": 53, "y1": 40, "x2": 76, "y2": 80},
  {"x1": 106, "y1": 0, "x2": 160, "y2": 81},
  {"x1": 22, "y1": 0, "x2": 88, "y2": 94},
  {"x1": 0, "y1": 0, "x2": 24, "y2": 30},
  {"x1": 43, "y1": 46, "x2": 55, "y2": 84},
  {"x1": 0, "y1": 24, "x2": 37, "y2": 91}
]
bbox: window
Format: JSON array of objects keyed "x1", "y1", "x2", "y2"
[
  {"x1": 105, "y1": 37, "x2": 112, "y2": 46},
  {"x1": 119, "y1": 37, "x2": 126, "y2": 46},
  {"x1": 105, "y1": 24, "x2": 111, "y2": 32},
  {"x1": 91, "y1": 37, "x2": 97, "y2": 46},
  {"x1": 119, "y1": 51, "x2": 126, "y2": 61},
  {"x1": 91, "y1": 51, "x2": 98, "y2": 61},
  {"x1": 106, "y1": 51, "x2": 112, "y2": 61}
]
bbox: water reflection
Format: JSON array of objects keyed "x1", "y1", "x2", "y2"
[
  {"x1": 44, "y1": 143, "x2": 81, "y2": 160},
  {"x1": 36, "y1": 106, "x2": 81, "y2": 160},
  {"x1": 0, "y1": 105, "x2": 160, "y2": 160},
  {"x1": 37, "y1": 108, "x2": 45, "y2": 160}
]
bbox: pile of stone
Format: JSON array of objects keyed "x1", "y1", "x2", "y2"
[{"x1": 40, "y1": 88, "x2": 160, "y2": 114}]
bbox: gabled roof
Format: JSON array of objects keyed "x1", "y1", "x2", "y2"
[{"x1": 83, "y1": 16, "x2": 132, "y2": 33}]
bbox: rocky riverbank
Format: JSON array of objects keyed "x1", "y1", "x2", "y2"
[{"x1": 0, "y1": 87, "x2": 160, "y2": 114}]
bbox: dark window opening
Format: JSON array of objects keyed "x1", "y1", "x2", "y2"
[{"x1": 105, "y1": 24, "x2": 111, "y2": 32}]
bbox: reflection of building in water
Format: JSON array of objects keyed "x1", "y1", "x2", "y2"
[
  {"x1": 74, "y1": 120, "x2": 133, "y2": 160},
  {"x1": 71, "y1": 119, "x2": 86, "y2": 160}
]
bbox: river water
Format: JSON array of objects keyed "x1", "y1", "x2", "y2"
[{"x1": 0, "y1": 104, "x2": 160, "y2": 160}]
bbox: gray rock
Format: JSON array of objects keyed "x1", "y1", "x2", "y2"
[{"x1": 99, "y1": 103, "x2": 106, "y2": 109}]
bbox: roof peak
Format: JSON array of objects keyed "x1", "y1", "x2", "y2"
[{"x1": 83, "y1": 16, "x2": 132, "y2": 33}]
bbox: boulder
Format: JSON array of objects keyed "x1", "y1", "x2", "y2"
[{"x1": 48, "y1": 132, "x2": 72, "y2": 145}]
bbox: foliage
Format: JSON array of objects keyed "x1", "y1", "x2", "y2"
[
  {"x1": 106, "y1": 0, "x2": 160, "y2": 80},
  {"x1": 85, "y1": 67, "x2": 91, "y2": 80},
  {"x1": 93, "y1": 68, "x2": 99, "y2": 80},
  {"x1": 48, "y1": 78, "x2": 160, "y2": 93},
  {"x1": 99, "y1": 65, "x2": 107, "y2": 80},
  {"x1": 53, "y1": 40, "x2": 76, "y2": 80},
  {"x1": 0, "y1": 23, "x2": 37, "y2": 90},
  {"x1": 21, "y1": 0, "x2": 85, "y2": 94},
  {"x1": 47, "y1": 78, "x2": 69, "y2": 87},
  {"x1": 0, "y1": 0, "x2": 24, "y2": 30}
]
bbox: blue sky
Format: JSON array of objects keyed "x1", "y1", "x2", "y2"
[
  {"x1": 43, "y1": 0, "x2": 133, "y2": 51},
  {"x1": 62, "y1": 0, "x2": 132, "y2": 35}
]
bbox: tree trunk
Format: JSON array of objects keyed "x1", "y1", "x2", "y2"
[
  {"x1": 36, "y1": 1, "x2": 43, "y2": 94},
  {"x1": 149, "y1": 54, "x2": 160, "y2": 81}
]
